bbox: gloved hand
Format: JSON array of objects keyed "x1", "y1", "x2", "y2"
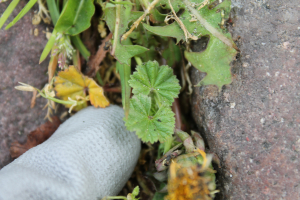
[{"x1": 0, "y1": 106, "x2": 141, "y2": 200}]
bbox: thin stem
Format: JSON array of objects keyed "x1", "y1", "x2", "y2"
[
  {"x1": 37, "y1": 89, "x2": 74, "y2": 105},
  {"x1": 71, "y1": 35, "x2": 90, "y2": 60},
  {"x1": 134, "y1": 56, "x2": 142, "y2": 65},
  {"x1": 103, "y1": 196, "x2": 127, "y2": 200},
  {"x1": 121, "y1": 0, "x2": 160, "y2": 41}
]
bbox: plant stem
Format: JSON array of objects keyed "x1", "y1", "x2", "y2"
[
  {"x1": 121, "y1": 0, "x2": 160, "y2": 41},
  {"x1": 71, "y1": 35, "x2": 90, "y2": 60},
  {"x1": 37, "y1": 89, "x2": 74, "y2": 105},
  {"x1": 134, "y1": 56, "x2": 142, "y2": 65},
  {"x1": 103, "y1": 196, "x2": 127, "y2": 200},
  {"x1": 116, "y1": 61, "x2": 131, "y2": 118}
]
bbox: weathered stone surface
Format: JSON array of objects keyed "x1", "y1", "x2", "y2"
[
  {"x1": 0, "y1": 1, "x2": 50, "y2": 168},
  {"x1": 191, "y1": 0, "x2": 300, "y2": 199}
]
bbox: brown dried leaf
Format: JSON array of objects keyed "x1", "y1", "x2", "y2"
[
  {"x1": 88, "y1": 33, "x2": 112, "y2": 75},
  {"x1": 10, "y1": 116, "x2": 61, "y2": 159}
]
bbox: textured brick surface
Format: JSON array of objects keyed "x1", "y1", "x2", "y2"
[
  {"x1": 0, "y1": 1, "x2": 50, "y2": 168},
  {"x1": 191, "y1": 0, "x2": 300, "y2": 199}
]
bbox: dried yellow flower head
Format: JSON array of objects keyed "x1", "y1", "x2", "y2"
[{"x1": 165, "y1": 150, "x2": 218, "y2": 200}]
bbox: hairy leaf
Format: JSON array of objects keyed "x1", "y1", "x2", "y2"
[
  {"x1": 125, "y1": 94, "x2": 175, "y2": 143},
  {"x1": 185, "y1": 35, "x2": 237, "y2": 90},
  {"x1": 55, "y1": 0, "x2": 95, "y2": 35},
  {"x1": 129, "y1": 61, "x2": 180, "y2": 106},
  {"x1": 54, "y1": 66, "x2": 109, "y2": 111}
]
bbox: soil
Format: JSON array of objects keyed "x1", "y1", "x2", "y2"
[
  {"x1": 191, "y1": 0, "x2": 300, "y2": 199},
  {"x1": 0, "y1": 1, "x2": 51, "y2": 168}
]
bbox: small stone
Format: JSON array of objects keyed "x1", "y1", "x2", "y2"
[
  {"x1": 242, "y1": 62, "x2": 249, "y2": 67},
  {"x1": 33, "y1": 28, "x2": 39, "y2": 36},
  {"x1": 31, "y1": 14, "x2": 41, "y2": 25},
  {"x1": 230, "y1": 102, "x2": 236, "y2": 108}
]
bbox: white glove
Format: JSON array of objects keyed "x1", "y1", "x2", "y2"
[{"x1": 0, "y1": 106, "x2": 141, "y2": 200}]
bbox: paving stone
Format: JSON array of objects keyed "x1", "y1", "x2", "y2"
[{"x1": 191, "y1": 0, "x2": 300, "y2": 199}]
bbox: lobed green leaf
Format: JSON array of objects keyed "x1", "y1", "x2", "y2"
[
  {"x1": 129, "y1": 61, "x2": 180, "y2": 106},
  {"x1": 125, "y1": 94, "x2": 175, "y2": 143}
]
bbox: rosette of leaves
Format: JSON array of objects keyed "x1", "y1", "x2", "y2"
[{"x1": 124, "y1": 61, "x2": 180, "y2": 143}]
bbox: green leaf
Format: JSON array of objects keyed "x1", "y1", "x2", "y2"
[
  {"x1": 149, "y1": 8, "x2": 167, "y2": 24},
  {"x1": 125, "y1": 94, "x2": 175, "y2": 143},
  {"x1": 143, "y1": 23, "x2": 183, "y2": 44},
  {"x1": 129, "y1": 61, "x2": 180, "y2": 106},
  {"x1": 39, "y1": 29, "x2": 57, "y2": 63},
  {"x1": 54, "y1": 0, "x2": 95, "y2": 35},
  {"x1": 184, "y1": 35, "x2": 237, "y2": 90},
  {"x1": 46, "y1": 0, "x2": 60, "y2": 25},
  {"x1": 144, "y1": 0, "x2": 236, "y2": 49},
  {"x1": 0, "y1": 0, "x2": 20, "y2": 30},
  {"x1": 144, "y1": 0, "x2": 237, "y2": 89},
  {"x1": 114, "y1": 43, "x2": 148, "y2": 65},
  {"x1": 152, "y1": 192, "x2": 167, "y2": 200},
  {"x1": 103, "y1": 1, "x2": 147, "y2": 65},
  {"x1": 129, "y1": 186, "x2": 140, "y2": 199},
  {"x1": 5, "y1": 0, "x2": 37, "y2": 30}
]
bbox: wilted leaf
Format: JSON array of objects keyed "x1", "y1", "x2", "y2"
[
  {"x1": 10, "y1": 116, "x2": 61, "y2": 158},
  {"x1": 125, "y1": 94, "x2": 175, "y2": 143},
  {"x1": 185, "y1": 35, "x2": 237, "y2": 90},
  {"x1": 129, "y1": 61, "x2": 180, "y2": 106},
  {"x1": 54, "y1": 66, "x2": 109, "y2": 111}
]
